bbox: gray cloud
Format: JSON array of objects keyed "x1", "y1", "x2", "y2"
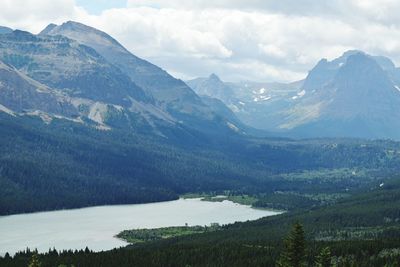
[{"x1": 1, "y1": 1, "x2": 400, "y2": 82}]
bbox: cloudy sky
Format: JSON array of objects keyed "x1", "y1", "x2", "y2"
[{"x1": 1, "y1": 0, "x2": 400, "y2": 82}]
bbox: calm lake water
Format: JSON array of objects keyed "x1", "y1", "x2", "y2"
[{"x1": 0, "y1": 198, "x2": 279, "y2": 255}]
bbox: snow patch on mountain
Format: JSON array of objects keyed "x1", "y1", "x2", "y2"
[
  {"x1": 292, "y1": 90, "x2": 306, "y2": 100},
  {"x1": 229, "y1": 104, "x2": 240, "y2": 112},
  {"x1": 227, "y1": 121, "x2": 239, "y2": 132},
  {"x1": 254, "y1": 95, "x2": 272, "y2": 102}
]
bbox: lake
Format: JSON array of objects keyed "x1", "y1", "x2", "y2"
[{"x1": 0, "y1": 198, "x2": 280, "y2": 255}]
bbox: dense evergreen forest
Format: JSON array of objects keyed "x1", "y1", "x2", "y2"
[
  {"x1": 1, "y1": 111, "x2": 400, "y2": 215},
  {"x1": 2, "y1": 177, "x2": 400, "y2": 266}
]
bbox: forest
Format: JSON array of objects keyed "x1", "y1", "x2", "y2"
[{"x1": 1, "y1": 112, "x2": 400, "y2": 215}]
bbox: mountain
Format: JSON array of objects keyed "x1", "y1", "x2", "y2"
[
  {"x1": 187, "y1": 74, "x2": 302, "y2": 131},
  {"x1": 187, "y1": 73, "x2": 236, "y2": 103},
  {"x1": 0, "y1": 30, "x2": 176, "y2": 132},
  {"x1": 0, "y1": 30, "x2": 149, "y2": 106},
  {"x1": 0, "y1": 59, "x2": 77, "y2": 118},
  {"x1": 39, "y1": 21, "x2": 241, "y2": 135},
  {"x1": 39, "y1": 21, "x2": 193, "y2": 104},
  {"x1": 0, "y1": 23, "x2": 244, "y2": 137},
  {"x1": 188, "y1": 51, "x2": 400, "y2": 139},
  {"x1": 281, "y1": 51, "x2": 400, "y2": 139},
  {"x1": 0, "y1": 26, "x2": 12, "y2": 34},
  {"x1": 0, "y1": 23, "x2": 252, "y2": 214},
  {"x1": 199, "y1": 95, "x2": 243, "y2": 133}
]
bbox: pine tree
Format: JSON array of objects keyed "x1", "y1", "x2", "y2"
[
  {"x1": 277, "y1": 222, "x2": 307, "y2": 267},
  {"x1": 315, "y1": 247, "x2": 332, "y2": 267},
  {"x1": 28, "y1": 253, "x2": 41, "y2": 267}
]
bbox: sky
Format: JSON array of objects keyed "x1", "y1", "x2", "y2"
[{"x1": 1, "y1": 0, "x2": 400, "y2": 82}]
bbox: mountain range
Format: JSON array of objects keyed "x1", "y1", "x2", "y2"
[
  {"x1": 188, "y1": 50, "x2": 400, "y2": 139},
  {"x1": 1, "y1": 21, "x2": 399, "y2": 140}
]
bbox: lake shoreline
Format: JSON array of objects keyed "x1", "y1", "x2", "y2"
[
  {"x1": 181, "y1": 194, "x2": 285, "y2": 213},
  {"x1": 1, "y1": 192, "x2": 286, "y2": 218},
  {"x1": 0, "y1": 196, "x2": 180, "y2": 217},
  {"x1": 0, "y1": 198, "x2": 280, "y2": 256}
]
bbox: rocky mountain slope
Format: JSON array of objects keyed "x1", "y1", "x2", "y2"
[
  {"x1": 40, "y1": 21, "x2": 240, "y2": 135},
  {"x1": 0, "y1": 22, "x2": 245, "y2": 137}
]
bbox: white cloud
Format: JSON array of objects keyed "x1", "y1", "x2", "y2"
[
  {"x1": 259, "y1": 44, "x2": 287, "y2": 59},
  {"x1": 0, "y1": 0, "x2": 88, "y2": 33},
  {"x1": 2, "y1": 1, "x2": 400, "y2": 82}
]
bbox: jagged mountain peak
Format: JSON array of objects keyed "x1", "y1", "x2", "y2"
[
  {"x1": 329, "y1": 50, "x2": 395, "y2": 72},
  {"x1": 302, "y1": 57, "x2": 337, "y2": 91},
  {"x1": 0, "y1": 29, "x2": 151, "y2": 106},
  {"x1": 301, "y1": 50, "x2": 393, "y2": 92},
  {"x1": 331, "y1": 52, "x2": 396, "y2": 102},
  {"x1": 186, "y1": 73, "x2": 235, "y2": 101},
  {"x1": 40, "y1": 21, "x2": 123, "y2": 49},
  {"x1": 282, "y1": 50, "x2": 400, "y2": 139},
  {"x1": 341, "y1": 49, "x2": 365, "y2": 57},
  {"x1": 39, "y1": 23, "x2": 57, "y2": 35},
  {"x1": 41, "y1": 21, "x2": 201, "y2": 101},
  {"x1": 303, "y1": 51, "x2": 396, "y2": 106},
  {"x1": 209, "y1": 73, "x2": 221, "y2": 81},
  {"x1": 342, "y1": 52, "x2": 381, "y2": 70}
]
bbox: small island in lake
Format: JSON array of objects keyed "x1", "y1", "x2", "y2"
[{"x1": 117, "y1": 224, "x2": 222, "y2": 244}]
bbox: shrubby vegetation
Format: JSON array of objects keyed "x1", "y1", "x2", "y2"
[{"x1": 117, "y1": 224, "x2": 221, "y2": 244}]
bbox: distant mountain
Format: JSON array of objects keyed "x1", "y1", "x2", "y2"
[
  {"x1": 299, "y1": 50, "x2": 395, "y2": 93},
  {"x1": 187, "y1": 73, "x2": 236, "y2": 103},
  {"x1": 187, "y1": 74, "x2": 302, "y2": 131},
  {"x1": 188, "y1": 51, "x2": 400, "y2": 139},
  {"x1": 281, "y1": 51, "x2": 400, "y2": 139},
  {"x1": 2, "y1": 21, "x2": 399, "y2": 140}
]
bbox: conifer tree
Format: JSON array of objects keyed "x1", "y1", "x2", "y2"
[
  {"x1": 28, "y1": 253, "x2": 41, "y2": 267},
  {"x1": 315, "y1": 247, "x2": 332, "y2": 267},
  {"x1": 277, "y1": 222, "x2": 307, "y2": 267}
]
